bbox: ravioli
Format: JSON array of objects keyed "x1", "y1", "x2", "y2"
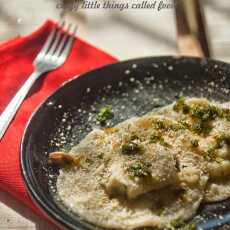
[
  {"x1": 51, "y1": 97, "x2": 230, "y2": 230},
  {"x1": 105, "y1": 144, "x2": 178, "y2": 199},
  {"x1": 155, "y1": 97, "x2": 230, "y2": 202}
]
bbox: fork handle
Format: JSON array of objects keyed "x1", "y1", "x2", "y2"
[{"x1": 0, "y1": 71, "x2": 41, "y2": 140}]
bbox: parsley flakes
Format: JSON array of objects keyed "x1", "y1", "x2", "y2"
[{"x1": 97, "y1": 105, "x2": 114, "y2": 125}]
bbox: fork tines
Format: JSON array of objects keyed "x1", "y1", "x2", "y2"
[{"x1": 35, "y1": 21, "x2": 77, "y2": 65}]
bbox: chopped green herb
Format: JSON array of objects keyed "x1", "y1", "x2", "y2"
[
  {"x1": 209, "y1": 105, "x2": 223, "y2": 118},
  {"x1": 97, "y1": 153, "x2": 104, "y2": 159},
  {"x1": 154, "y1": 120, "x2": 167, "y2": 130},
  {"x1": 190, "y1": 105, "x2": 220, "y2": 122},
  {"x1": 122, "y1": 141, "x2": 144, "y2": 155},
  {"x1": 130, "y1": 134, "x2": 139, "y2": 140},
  {"x1": 97, "y1": 105, "x2": 114, "y2": 124},
  {"x1": 127, "y1": 161, "x2": 151, "y2": 178},
  {"x1": 171, "y1": 218, "x2": 196, "y2": 230},
  {"x1": 171, "y1": 124, "x2": 183, "y2": 132},
  {"x1": 190, "y1": 107, "x2": 205, "y2": 120},
  {"x1": 149, "y1": 133, "x2": 171, "y2": 148},
  {"x1": 173, "y1": 97, "x2": 190, "y2": 114},
  {"x1": 173, "y1": 97, "x2": 186, "y2": 112},
  {"x1": 203, "y1": 134, "x2": 230, "y2": 161},
  {"x1": 174, "y1": 98, "x2": 229, "y2": 125},
  {"x1": 204, "y1": 148, "x2": 217, "y2": 161},
  {"x1": 171, "y1": 218, "x2": 185, "y2": 228},
  {"x1": 130, "y1": 133, "x2": 145, "y2": 142},
  {"x1": 182, "y1": 104, "x2": 190, "y2": 114},
  {"x1": 149, "y1": 133, "x2": 161, "y2": 143},
  {"x1": 191, "y1": 139, "x2": 199, "y2": 147},
  {"x1": 179, "y1": 120, "x2": 191, "y2": 129},
  {"x1": 153, "y1": 120, "x2": 184, "y2": 133}
]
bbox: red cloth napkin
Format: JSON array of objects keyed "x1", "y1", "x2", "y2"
[{"x1": 0, "y1": 20, "x2": 117, "y2": 219}]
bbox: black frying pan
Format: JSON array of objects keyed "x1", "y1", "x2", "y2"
[{"x1": 21, "y1": 56, "x2": 230, "y2": 230}]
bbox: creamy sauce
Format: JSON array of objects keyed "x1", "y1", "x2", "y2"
[{"x1": 54, "y1": 97, "x2": 230, "y2": 229}]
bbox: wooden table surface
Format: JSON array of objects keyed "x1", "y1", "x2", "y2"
[{"x1": 0, "y1": 0, "x2": 230, "y2": 229}]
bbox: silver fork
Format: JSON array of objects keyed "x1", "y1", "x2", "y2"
[{"x1": 0, "y1": 21, "x2": 77, "y2": 140}]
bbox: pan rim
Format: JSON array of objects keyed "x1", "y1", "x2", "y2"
[{"x1": 20, "y1": 55, "x2": 230, "y2": 230}]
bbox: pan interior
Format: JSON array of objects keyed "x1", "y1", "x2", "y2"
[{"x1": 22, "y1": 56, "x2": 230, "y2": 230}]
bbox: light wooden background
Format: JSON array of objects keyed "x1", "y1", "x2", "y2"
[{"x1": 0, "y1": 0, "x2": 230, "y2": 229}]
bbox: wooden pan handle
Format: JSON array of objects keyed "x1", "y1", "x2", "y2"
[{"x1": 174, "y1": 0, "x2": 211, "y2": 58}]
